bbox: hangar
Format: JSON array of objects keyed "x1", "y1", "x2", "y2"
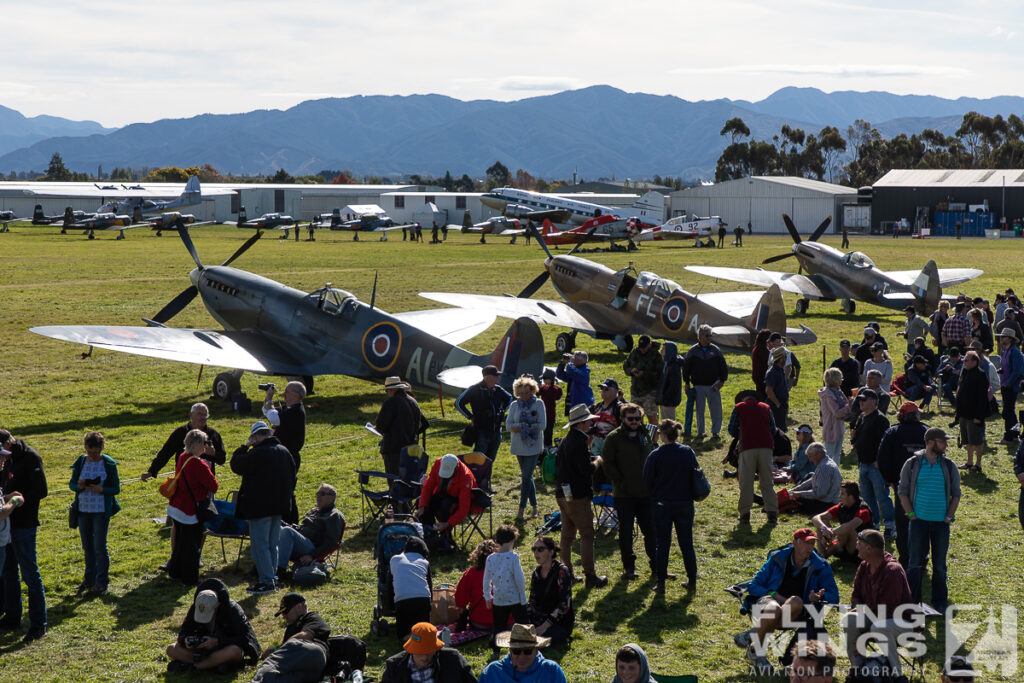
[{"x1": 668, "y1": 176, "x2": 856, "y2": 235}]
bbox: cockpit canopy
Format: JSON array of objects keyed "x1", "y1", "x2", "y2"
[
  {"x1": 843, "y1": 251, "x2": 875, "y2": 269},
  {"x1": 636, "y1": 271, "x2": 681, "y2": 296},
  {"x1": 308, "y1": 285, "x2": 356, "y2": 315}
]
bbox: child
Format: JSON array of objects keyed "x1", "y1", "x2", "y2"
[
  {"x1": 482, "y1": 524, "x2": 527, "y2": 645},
  {"x1": 538, "y1": 369, "x2": 563, "y2": 449}
]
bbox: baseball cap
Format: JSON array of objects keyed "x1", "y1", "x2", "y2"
[
  {"x1": 482, "y1": 365, "x2": 500, "y2": 377},
  {"x1": 792, "y1": 528, "x2": 817, "y2": 543},
  {"x1": 944, "y1": 654, "x2": 975, "y2": 678},
  {"x1": 948, "y1": 347, "x2": 961, "y2": 356},
  {"x1": 598, "y1": 378, "x2": 619, "y2": 390},
  {"x1": 250, "y1": 421, "x2": 272, "y2": 436},
  {"x1": 638, "y1": 335, "x2": 651, "y2": 346},
  {"x1": 193, "y1": 590, "x2": 218, "y2": 624},
  {"x1": 863, "y1": 327, "x2": 876, "y2": 336},
  {"x1": 438, "y1": 453, "x2": 459, "y2": 478},
  {"x1": 898, "y1": 401, "x2": 920, "y2": 416},
  {"x1": 794, "y1": 424, "x2": 813, "y2": 434},
  {"x1": 275, "y1": 592, "x2": 305, "y2": 616},
  {"x1": 838, "y1": 339, "x2": 851, "y2": 348},
  {"x1": 858, "y1": 389, "x2": 878, "y2": 401},
  {"x1": 925, "y1": 427, "x2": 949, "y2": 442}
]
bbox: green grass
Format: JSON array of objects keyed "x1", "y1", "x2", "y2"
[{"x1": 0, "y1": 225, "x2": 1022, "y2": 681}]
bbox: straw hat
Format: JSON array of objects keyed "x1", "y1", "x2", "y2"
[
  {"x1": 495, "y1": 623, "x2": 551, "y2": 649},
  {"x1": 383, "y1": 376, "x2": 410, "y2": 390},
  {"x1": 563, "y1": 403, "x2": 595, "y2": 428}
]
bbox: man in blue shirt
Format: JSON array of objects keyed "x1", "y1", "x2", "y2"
[
  {"x1": 764, "y1": 346, "x2": 790, "y2": 428},
  {"x1": 456, "y1": 365, "x2": 513, "y2": 461}
]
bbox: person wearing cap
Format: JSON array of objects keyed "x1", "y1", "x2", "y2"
[
  {"x1": 829, "y1": 340, "x2": 860, "y2": 397},
  {"x1": 507, "y1": 375, "x2": 547, "y2": 521},
  {"x1": 902, "y1": 336, "x2": 936, "y2": 375},
  {"x1": 729, "y1": 390, "x2": 778, "y2": 524},
  {"x1": 811, "y1": 481, "x2": 871, "y2": 561},
  {"x1": 537, "y1": 370, "x2": 563, "y2": 449},
  {"x1": 942, "y1": 654, "x2": 976, "y2": 682},
  {"x1": 253, "y1": 592, "x2": 332, "y2": 683},
  {"x1": 994, "y1": 305, "x2": 1023, "y2": 347},
  {"x1": 589, "y1": 378, "x2": 625, "y2": 454},
  {"x1": 376, "y1": 376, "x2": 426, "y2": 477},
  {"x1": 901, "y1": 306, "x2": 929, "y2": 356},
  {"x1": 263, "y1": 380, "x2": 306, "y2": 471},
  {"x1": 478, "y1": 623, "x2": 567, "y2": 683},
  {"x1": 818, "y1": 368, "x2": 851, "y2": 466},
  {"x1": 165, "y1": 429, "x2": 219, "y2": 587},
  {"x1": 968, "y1": 308, "x2": 993, "y2": 354},
  {"x1": 842, "y1": 529, "x2": 914, "y2": 681},
  {"x1": 556, "y1": 351, "x2": 593, "y2": 417},
  {"x1": 417, "y1": 453, "x2": 476, "y2": 537},
  {"x1": 897, "y1": 428, "x2": 961, "y2": 611},
  {"x1": 683, "y1": 324, "x2": 728, "y2": 439},
  {"x1": 276, "y1": 483, "x2": 345, "y2": 575},
  {"x1": 166, "y1": 578, "x2": 261, "y2": 674},
  {"x1": 786, "y1": 424, "x2": 818, "y2": 481},
  {"x1": 876, "y1": 401, "x2": 929, "y2": 561},
  {"x1": 850, "y1": 388, "x2": 893, "y2": 535},
  {"x1": 996, "y1": 328, "x2": 1024, "y2": 444},
  {"x1": 231, "y1": 421, "x2": 297, "y2": 595},
  {"x1": 554, "y1": 404, "x2": 607, "y2": 588},
  {"x1": 942, "y1": 302, "x2": 972, "y2": 353},
  {"x1": 68, "y1": 431, "x2": 120, "y2": 595},
  {"x1": 863, "y1": 343, "x2": 892, "y2": 392},
  {"x1": 855, "y1": 327, "x2": 882, "y2": 372},
  {"x1": 787, "y1": 443, "x2": 842, "y2": 513},
  {"x1": 380, "y1": 621, "x2": 475, "y2": 683},
  {"x1": 937, "y1": 346, "x2": 964, "y2": 407},
  {"x1": 623, "y1": 335, "x2": 662, "y2": 425},
  {"x1": 457, "y1": 365, "x2": 514, "y2": 461},
  {"x1": 764, "y1": 345, "x2": 790, "y2": 428},
  {"x1": 656, "y1": 341, "x2": 686, "y2": 422},
  {"x1": 733, "y1": 528, "x2": 838, "y2": 676},
  {"x1": 601, "y1": 403, "x2": 657, "y2": 581},
  {"x1": 787, "y1": 639, "x2": 836, "y2": 683},
  {"x1": 904, "y1": 355, "x2": 936, "y2": 409},
  {"x1": 955, "y1": 350, "x2": 991, "y2": 473}
]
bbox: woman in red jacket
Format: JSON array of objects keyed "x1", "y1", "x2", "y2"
[
  {"x1": 454, "y1": 540, "x2": 498, "y2": 631},
  {"x1": 166, "y1": 429, "x2": 219, "y2": 585}
]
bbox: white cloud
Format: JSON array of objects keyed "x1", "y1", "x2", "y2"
[
  {"x1": 496, "y1": 77, "x2": 583, "y2": 92},
  {"x1": 672, "y1": 64, "x2": 972, "y2": 79}
]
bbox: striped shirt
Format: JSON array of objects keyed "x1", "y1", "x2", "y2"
[{"x1": 913, "y1": 459, "x2": 947, "y2": 521}]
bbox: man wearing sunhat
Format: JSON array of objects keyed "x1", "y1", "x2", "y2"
[
  {"x1": 479, "y1": 623, "x2": 567, "y2": 682},
  {"x1": 997, "y1": 328, "x2": 1024, "y2": 444},
  {"x1": 456, "y1": 365, "x2": 513, "y2": 461},
  {"x1": 554, "y1": 404, "x2": 608, "y2": 588},
  {"x1": 381, "y1": 621, "x2": 475, "y2": 683},
  {"x1": 252, "y1": 592, "x2": 331, "y2": 683},
  {"x1": 376, "y1": 376, "x2": 426, "y2": 476},
  {"x1": 231, "y1": 421, "x2": 297, "y2": 595}
]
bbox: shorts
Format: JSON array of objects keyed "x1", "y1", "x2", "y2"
[
  {"x1": 959, "y1": 417, "x2": 985, "y2": 446},
  {"x1": 632, "y1": 391, "x2": 658, "y2": 416}
]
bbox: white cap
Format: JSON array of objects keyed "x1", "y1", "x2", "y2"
[
  {"x1": 193, "y1": 590, "x2": 218, "y2": 624},
  {"x1": 438, "y1": 454, "x2": 459, "y2": 478}
]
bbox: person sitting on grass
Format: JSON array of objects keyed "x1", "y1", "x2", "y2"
[
  {"x1": 811, "y1": 482, "x2": 872, "y2": 562},
  {"x1": 758, "y1": 443, "x2": 841, "y2": 515},
  {"x1": 788, "y1": 639, "x2": 837, "y2": 683},
  {"x1": 165, "y1": 578, "x2": 261, "y2": 675},
  {"x1": 612, "y1": 643, "x2": 655, "y2": 683},
  {"x1": 478, "y1": 623, "x2": 567, "y2": 683},
  {"x1": 785, "y1": 425, "x2": 817, "y2": 481},
  {"x1": 380, "y1": 621, "x2": 476, "y2": 683}
]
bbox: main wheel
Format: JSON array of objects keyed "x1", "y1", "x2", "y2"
[
  {"x1": 555, "y1": 332, "x2": 575, "y2": 354},
  {"x1": 795, "y1": 298, "x2": 809, "y2": 314},
  {"x1": 613, "y1": 334, "x2": 634, "y2": 352},
  {"x1": 841, "y1": 299, "x2": 856, "y2": 314},
  {"x1": 213, "y1": 371, "x2": 241, "y2": 402}
]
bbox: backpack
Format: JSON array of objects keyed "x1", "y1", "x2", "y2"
[
  {"x1": 323, "y1": 635, "x2": 367, "y2": 680},
  {"x1": 291, "y1": 562, "x2": 329, "y2": 586}
]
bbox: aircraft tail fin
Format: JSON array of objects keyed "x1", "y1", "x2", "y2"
[
  {"x1": 540, "y1": 218, "x2": 559, "y2": 237},
  {"x1": 749, "y1": 284, "x2": 788, "y2": 335},
  {"x1": 237, "y1": 206, "x2": 247, "y2": 227},
  {"x1": 132, "y1": 206, "x2": 144, "y2": 223},
  {"x1": 33, "y1": 205, "x2": 44, "y2": 223},
  {"x1": 331, "y1": 208, "x2": 341, "y2": 227},
  {"x1": 632, "y1": 190, "x2": 665, "y2": 224},
  {"x1": 477, "y1": 317, "x2": 545, "y2": 388},
  {"x1": 913, "y1": 260, "x2": 941, "y2": 315}
]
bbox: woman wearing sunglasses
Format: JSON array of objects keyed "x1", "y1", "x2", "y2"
[{"x1": 523, "y1": 536, "x2": 573, "y2": 646}]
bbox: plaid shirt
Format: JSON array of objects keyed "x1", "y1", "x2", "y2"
[
  {"x1": 409, "y1": 656, "x2": 436, "y2": 683},
  {"x1": 942, "y1": 313, "x2": 971, "y2": 346}
]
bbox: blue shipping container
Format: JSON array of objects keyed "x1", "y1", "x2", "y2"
[{"x1": 934, "y1": 211, "x2": 994, "y2": 236}]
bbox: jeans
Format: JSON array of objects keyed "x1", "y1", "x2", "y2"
[
  {"x1": 276, "y1": 526, "x2": 315, "y2": 569},
  {"x1": 907, "y1": 518, "x2": 950, "y2": 609},
  {"x1": 653, "y1": 500, "x2": 697, "y2": 583},
  {"x1": 2, "y1": 526, "x2": 47, "y2": 629},
  {"x1": 693, "y1": 384, "x2": 723, "y2": 436},
  {"x1": 516, "y1": 454, "x2": 540, "y2": 509},
  {"x1": 1001, "y1": 386, "x2": 1019, "y2": 437},
  {"x1": 858, "y1": 463, "x2": 895, "y2": 529},
  {"x1": 474, "y1": 430, "x2": 501, "y2": 461},
  {"x1": 906, "y1": 382, "x2": 935, "y2": 407},
  {"x1": 892, "y1": 490, "x2": 910, "y2": 567},
  {"x1": 78, "y1": 512, "x2": 111, "y2": 588},
  {"x1": 613, "y1": 497, "x2": 655, "y2": 572},
  {"x1": 824, "y1": 424, "x2": 845, "y2": 465},
  {"x1": 683, "y1": 387, "x2": 695, "y2": 435},
  {"x1": 248, "y1": 516, "x2": 282, "y2": 586}
]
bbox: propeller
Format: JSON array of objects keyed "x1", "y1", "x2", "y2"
[
  {"x1": 782, "y1": 214, "x2": 802, "y2": 244},
  {"x1": 517, "y1": 271, "x2": 550, "y2": 298},
  {"x1": 808, "y1": 216, "x2": 832, "y2": 242},
  {"x1": 220, "y1": 229, "x2": 263, "y2": 267},
  {"x1": 151, "y1": 286, "x2": 199, "y2": 324},
  {"x1": 762, "y1": 214, "x2": 831, "y2": 268},
  {"x1": 762, "y1": 252, "x2": 795, "y2": 264}
]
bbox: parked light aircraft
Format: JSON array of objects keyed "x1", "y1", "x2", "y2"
[
  {"x1": 24, "y1": 176, "x2": 230, "y2": 219},
  {"x1": 481, "y1": 187, "x2": 665, "y2": 225},
  {"x1": 458, "y1": 216, "x2": 528, "y2": 242},
  {"x1": 536, "y1": 215, "x2": 661, "y2": 249},
  {"x1": 32, "y1": 206, "x2": 91, "y2": 225},
  {"x1": 658, "y1": 214, "x2": 724, "y2": 239},
  {"x1": 31, "y1": 224, "x2": 543, "y2": 398},
  {"x1": 236, "y1": 207, "x2": 303, "y2": 231},
  {"x1": 685, "y1": 214, "x2": 983, "y2": 315},
  {"x1": 420, "y1": 225, "x2": 816, "y2": 353}
]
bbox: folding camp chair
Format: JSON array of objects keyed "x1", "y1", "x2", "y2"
[
  {"x1": 354, "y1": 469, "x2": 396, "y2": 530},
  {"x1": 315, "y1": 519, "x2": 347, "y2": 570},
  {"x1": 203, "y1": 491, "x2": 249, "y2": 567},
  {"x1": 591, "y1": 483, "x2": 618, "y2": 533},
  {"x1": 391, "y1": 445, "x2": 429, "y2": 512},
  {"x1": 452, "y1": 451, "x2": 493, "y2": 550}
]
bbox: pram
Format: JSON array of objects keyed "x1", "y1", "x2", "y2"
[{"x1": 370, "y1": 515, "x2": 423, "y2": 637}]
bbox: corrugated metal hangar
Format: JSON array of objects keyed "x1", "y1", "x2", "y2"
[{"x1": 668, "y1": 176, "x2": 856, "y2": 236}]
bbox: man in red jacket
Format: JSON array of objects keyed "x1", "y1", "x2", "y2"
[
  {"x1": 417, "y1": 454, "x2": 475, "y2": 535},
  {"x1": 728, "y1": 391, "x2": 778, "y2": 525}
]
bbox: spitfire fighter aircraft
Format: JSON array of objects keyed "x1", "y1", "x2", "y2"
[
  {"x1": 685, "y1": 214, "x2": 983, "y2": 314},
  {"x1": 318, "y1": 208, "x2": 416, "y2": 241},
  {"x1": 457, "y1": 216, "x2": 529, "y2": 243},
  {"x1": 31, "y1": 225, "x2": 543, "y2": 398},
  {"x1": 420, "y1": 226, "x2": 816, "y2": 353}
]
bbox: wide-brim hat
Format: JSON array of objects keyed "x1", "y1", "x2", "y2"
[
  {"x1": 563, "y1": 403, "x2": 595, "y2": 428},
  {"x1": 383, "y1": 376, "x2": 411, "y2": 390},
  {"x1": 404, "y1": 622, "x2": 444, "y2": 655},
  {"x1": 770, "y1": 346, "x2": 788, "y2": 362},
  {"x1": 495, "y1": 623, "x2": 551, "y2": 649},
  {"x1": 998, "y1": 328, "x2": 1019, "y2": 341}
]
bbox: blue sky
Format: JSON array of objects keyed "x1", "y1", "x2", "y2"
[{"x1": 2, "y1": 0, "x2": 1020, "y2": 127}]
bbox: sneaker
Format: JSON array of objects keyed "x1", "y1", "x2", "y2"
[
  {"x1": 733, "y1": 629, "x2": 753, "y2": 649},
  {"x1": 623, "y1": 571, "x2": 640, "y2": 581},
  {"x1": 22, "y1": 626, "x2": 46, "y2": 643},
  {"x1": 246, "y1": 582, "x2": 277, "y2": 595},
  {"x1": 746, "y1": 644, "x2": 774, "y2": 676},
  {"x1": 585, "y1": 574, "x2": 608, "y2": 588},
  {"x1": 167, "y1": 660, "x2": 193, "y2": 673},
  {"x1": 723, "y1": 469, "x2": 738, "y2": 479}
]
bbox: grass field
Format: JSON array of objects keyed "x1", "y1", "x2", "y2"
[{"x1": 1, "y1": 224, "x2": 1022, "y2": 681}]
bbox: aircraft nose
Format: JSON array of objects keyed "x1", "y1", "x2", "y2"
[
  {"x1": 479, "y1": 195, "x2": 502, "y2": 210},
  {"x1": 189, "y1": 268, "x2": 200, "y2": 287}
]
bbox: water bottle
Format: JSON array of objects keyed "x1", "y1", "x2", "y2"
[
  {"x1": 441, "y1": 625, "x2": 451, "y2": 645},
  {"x1": 351, "y1": 670, "x2": 364, "y2": 683},
  {"x1": 384, "y1": 504, "x2": 394, "y2": 522}
]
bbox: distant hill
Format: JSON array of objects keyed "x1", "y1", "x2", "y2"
[
  {"x1": 0, "y1": 105, "x2": 113, "y2": 159},
  {"x1": 1, "y1": 87, "x2": 1022, "y2": 180}
]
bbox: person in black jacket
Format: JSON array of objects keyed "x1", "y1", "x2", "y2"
[
  {"x1": 456, "y1": 365, "x2": 513, "y2": 461},
  {"x1": 376, "y1": 376, "x2": 426, "y2": 476},
  {"x1": 955, "y1": 350, "x2": 991, "y2": 473},
  {"x1": 850, "y1": 391, "x2": 893, "y2": 541},
  {"x1": 829, "y1": 340, "x2": 860, "y2": 397},
  {"x1": 0, "y1": 428, "x2": 48, "y2": 642},
  {"x1": 381, "y1": 621, "x2": 476, "y2": 683},
  {"x1": 656, "y1": 341, "x2": 685, "y2": 421},
  {"x1": 683, "y1": 325, "x2": 729, "y2": 438},
  {"x1": 875, "y1": 402, "x2": 928, "y2": 566},
  {"x1": 253, "y1": 592, "x2": 332, "y2": 683},
  {"x1": 1014, "y1": 439, "x2": 1024, "y2": 532},
  {"x1": 141, "y1": 403, "x2": 226, "y2": 481},
  {"x1": 232, "y1": 422, "x2": 297, "y2": 595},
  {"x1": 166, "y1": 578, "x2": 261, "y2": 674},
  {"x1": 263, "y1": 381, "x2": 306, "y2": 470}
]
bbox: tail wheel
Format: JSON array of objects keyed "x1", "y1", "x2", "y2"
[{"x1": 840, "y1": 299, "x2": 856, "y2": 314}]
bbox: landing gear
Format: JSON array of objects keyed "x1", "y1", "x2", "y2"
[
  {"x1": 555, "y1": 332, "x2": 577, "y2": 354},
  {"x1": 613, "y1": 334, "x2": 634, "y2": 353},
  {"x1": 213, "y1": 369, "x2": 243, "y2": 402},
  {"x1": 840, "y1": 298, "x2": 856, "y2": 314},
  {"x1": 795, "y1": 298, "x2": 809, "y2": 314},
  {"x1": 116, "y1": 230, "x2": 125, "y2": 240}
]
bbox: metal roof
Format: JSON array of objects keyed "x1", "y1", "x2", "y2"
[
  {"x1": 874, "y1": 169, "x2": 1024, "y2": 188},
  {"x1": 752, "y1": 176, "x2": 856, "y2": 194}
]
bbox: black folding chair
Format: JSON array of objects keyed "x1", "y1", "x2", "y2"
[
  {"x1": 356, "y1": 445, "x2": 429, "y2": 531},
  {"x1": 453, "y1": 451, "x2": 493, "y2": 550}
]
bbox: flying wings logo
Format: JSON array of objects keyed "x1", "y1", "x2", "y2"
[
  {"x1": 361, "y1": 322, "x2": 402, "y2": 372},
  {"x1": 661, "y1": 297, "x2": 688, "y2": 332}
]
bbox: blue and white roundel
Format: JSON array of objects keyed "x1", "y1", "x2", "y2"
[
  {"x1": 362, "y1": 321, "x2": 402, "y2": 372},
  {"x1": 660, "y1": 297, "x2": 688, "y2": 333}
]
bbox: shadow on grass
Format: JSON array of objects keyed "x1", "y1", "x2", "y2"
[
  {"x1": 111, "y1": 574, "x2": 194, "y2": 631},
  {"x1": 960, "y1": 472, "x2": 998, "y2": 494},
  {"x1": 723, "y1": 522, "x2": 775, "y2": 550}
]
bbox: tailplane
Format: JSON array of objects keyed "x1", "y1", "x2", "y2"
[{"x1": 437, "y1": 317, "x2": 545, "y2": 390}]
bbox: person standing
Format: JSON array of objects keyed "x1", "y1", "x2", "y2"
[
  {"x1": 850, "y1": 390, "x2": 893, "y2": 538},
  {"x1": 656, "y1": 341, "x2": 685, "y2": 422},
  {"x1": 165, "y1": 429, "x2": 219, "y2": 587},
  {"x1": 390, "y1": 537, "x2": 432, "y2": 641},
  {"x1": 728, "y1": 391, "x2": 778, "y2": 524},
  {"x1": 750, "y1": 329, "x2": 771, "y2": 398},
  {"x1": 997, "y1": 329, "x2": 1024, "y2": 445},
  {"x1": 1014, "y1": 439, "x2": 1024, "y2": 533},
  {"x1": 764, "y1": 346, "x2": 790, "y2": 428},
  {"x1": 506, "y1": 376, "x2": 546, "y2": 520},
  {"x1": 0, "y1": 428, "x2": 49, "y2": 642},
  {"x1": 457, "y1": 365, "x2": 513, "y2": 461},
  {"x1": 902, "y1": 306, "x2": 930, "y2": 356},
  {"x1": 942, "y1": 302, "x2": 972, "y2": 353},
  {"x1": 554, "y1": 405, "x2": 607, "y2": 588},
  {"x1": 841, "y1": 224, "x2": 849, "y2": 249},
  {"x1": 263, "y1": 380, "x2": 306, "y2": 471},
  {"x1": 876, "y1": 401, "x2": 928, "y2": 565},
  {"x1": 642, "y1": 419, "x2": 700, "y2": 593},
  {"x1": 601, "y1": 403, "x2": 657, "y2": 581},
  {"x1": 717, "y1": 223, "x2": 726, "y2": 248},
  {"x1": 375, "y1": 376, "x2": 425, "y2": 477},
  {"x1": 683, "y1": 325, "x2": 728, "y2": 439},
  {"x1": 897, "y1": 428, "x2": 961, "y2": 611},
  {"x1": 622, "y1": 335, "x2": 662, "y2": 425},
  {"x1": 818, "y1": 368, "x2": 851, "y2": 465},
  {"x1": 483, "y1": 525, "x2": 528, "y2": 646},
  {"x1": 589, "y1": 378, "x2": 624, "y2": 456},
  {"x1": 142, "y1": 403, "x2": 226, "y2": 481},
  {"x1": 69, "y1": 432, "x2": 120, "y2": 595},
  {"x1": 556, "y1": 351, "x2": 593, "y2": 416},
  {"x1": 956, "y1": 351, "x2": 991, "y2": 473},
  {"x1": 231, "y1": 421, "x2": 298, "y2": 594},
  {"x1": 930, "y1": 300, "x2": 950, "y2": 357},
  {"x1": 829, "y1": 340, "x2": 860, "y2": 397},
  {"x1": 734, "y1": 224, "x2": 743, "y2": 246},
  {"x1": 537, "y1": 370, "x2": 562, "y2": 450}
]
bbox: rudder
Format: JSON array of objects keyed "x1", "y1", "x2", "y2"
[
  {"x1": 749, "y1": 284, "x2": 787, "y2": 335},
  {"x1": 473, "y1": 317, "x2": 545, "y2": 389},
  {"x1": 912, "y1": 260, "x2": 941, "y2": 315}
]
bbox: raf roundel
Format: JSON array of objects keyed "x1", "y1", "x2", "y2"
[
  {"x1": 361, "y1": 321, "x2": 402, "y2": 372},
  {"x1": 660, "y1": 296, "x2": 688, "y2": 333}
]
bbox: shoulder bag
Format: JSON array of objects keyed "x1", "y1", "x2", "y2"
[
  {"x1": 691, "y1": 463, "x2": 712, "y2": 502},
  {"x1": 158, "y1": 455, "x2": 196, "y2": 499},
  {"x1": 181, "y1": 461, "x2": 218, "y2": 524}
]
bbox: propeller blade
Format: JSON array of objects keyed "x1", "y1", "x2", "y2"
[
  {"x1": 527, "y1": 222, "x2": 554, "y2": 259},
  {"x1": 566, "y1": 222, "x2": 602, "y2": 256},
  {"x1": 762, "y1": 252, "x2": 795, "y2": 264},
  {"x1": 369, "y1": 270, "x2": 378, "y2": 310},
  {"x1": 517, "y1": 271, "x2": 550, "y2": 299},
  {"x1": 781, "y1": 214, "x2": 802, "y2": 244},
  {"x1": 221, "y1": 229, "x2": 263, "y2": 267},
  {"x1": 808, "y1": 216, "x2": 832, "y2": 242},
  {"x1": 151, "y1": 286, "x2": 199, "y2": 324},
  {"x1": 174, "y1": 219, "x2": 204, "y2": 269}
]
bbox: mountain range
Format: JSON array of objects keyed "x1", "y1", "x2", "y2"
[{"x1": 2, "y1": 86, "x2": 1023, "y2": 181}]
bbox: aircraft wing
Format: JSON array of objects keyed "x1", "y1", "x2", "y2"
[
  {"x1": 694, "y1": 290, "x2": 773, "y2": 319},
  {"x1": 685, "y1": 265, "x2": 826, "y2": 299},
  {"x1": 21, "y1": 185, "x2": 235, "y2": 199},
  {"x1": 391, "y1": 308, "x2": 496, "y2": 346},
  {"x1": 419, "y1": 292, "x2": 596, "y2": 333},
  {"x1": 887, "y1": 267, "x2": 984, "y2": 288},
  {"x1": 96, "y1": 221, "x2": 158, "y2": 231}
]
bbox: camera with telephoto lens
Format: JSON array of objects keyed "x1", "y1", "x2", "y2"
[
  {"x1": 258, "y1": 382, "x2": 276, "y2": 391},
  {"x1": 185, "y1": 635, "x2": 205, "y2": 648}
]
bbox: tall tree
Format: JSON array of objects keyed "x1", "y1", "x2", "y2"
[
  {"x1": 720, "y1": 117, "x2": 751, "y2": 145},
  {"x1": 44, "y1": 152, "x2": 72, "y2": 181},
  {"x1": 485, "y1": 161, "x2": 510, "y2": 189}
]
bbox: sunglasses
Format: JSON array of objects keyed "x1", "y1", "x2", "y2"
[
  {"x1": 510, "y1": 648, "x2": 535, "y2": 655},
  {"x1": 623, "y1": 415, "x2": 642, "y2": 422}
]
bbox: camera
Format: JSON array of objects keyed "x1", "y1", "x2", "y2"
[
  {"x1": 258, "y1": 382, "x2": 276, "y2": 391},
  {"x1": 83, "y1": 477, "x2": 101, "y2": 486},
  {"x1": 185, "y1": 635, "x2": 205, "y2": 649}
]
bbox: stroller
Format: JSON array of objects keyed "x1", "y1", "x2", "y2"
[{"x1": 369, "y1": 515, "x2": 423, "y2": 637}]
